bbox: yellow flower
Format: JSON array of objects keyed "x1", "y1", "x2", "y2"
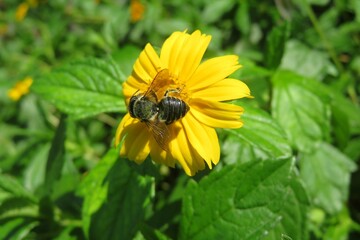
[
  {"x1": 115, "y1": 30, "x2": 251, "y2": 176},
  {"x1": 15, "y1": 0, "x2": 39, "y2": 22},
  {"x1": 15, "y1": 2, "x2": 29, "y2": 22},
  {"x1": 130, "y1": 0, "x2": 145, "y2": 22},
  {"x1": 8, "y1": 77, "x2": 33, "y2": 101}
]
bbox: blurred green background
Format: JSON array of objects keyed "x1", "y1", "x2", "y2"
[{"x1": 1, "y1": 0, "x2": 360, "y2": 239}]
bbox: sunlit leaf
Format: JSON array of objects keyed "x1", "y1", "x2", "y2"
[
  {"x1": 180, "y1": 158, "x2": 299, "y2": 240},
  {"x1": 202, "y1": 0, "x2": 235, "y2": 24},
  {"x1": 265, "y1": 175, "x2": 310, "y2": 240},
  {"x1": 0, "y1": 218, "x2": 37, "y2": 240},
  {"x1": 32, "y1": 58, "x2": 126, "y2": 120},
  {"x1": 272, "y1": 70, "x2": 331, "y2": 152},
  {"x1": 223, "y1": 103, "x2": 292, "y2": 163},
  {"x1": 300, "y1": 142, "x2": 357, "y2": 214},
  {"x1": 280, "y1": 40, "x2": 336, "y2": 80}
]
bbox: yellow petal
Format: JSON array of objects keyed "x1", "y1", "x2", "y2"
[
  {"x1": 125, "y1": 125, "x2": 150, "y2": 163},
  {"x1": 181, "y1": 115, "x2": 220, "y2": 169},
  {"x1": 187, "y1": 144, "x2": 206, "y2": 175},
  {"x1": 133, "y1": 43, "x2": 162, "y2": 85},
  {"x1": 187, "y1": 55, "x2": 241, "y2": 90},
  {"x1": 160, "y1": 31, "x2": 186, "y2": 69},
  {"x1": 170, "y1": 122, "x2": 205, "y2": 176},
  {"x1": 122, "y1": 78, "x2": 147, "y2": 104},
  {"x1": 8, "y1": 89, "x2": 21, "y2": 101},
  {"x1": 190, "y1": 99, "x2": 244, "y2": 129},
  {"x1": 115, "y1": 114, "x2": 150, "y2": 163},
  {"x1": 16, "y1": 3, "x2": 29, "y2": 22},
  {"x1": 204, "y1": 124, "x2": 220, "y2": 165},
  {"x1": 124, "y1": 44, "x2": 163, "y2": 102},
  {"x1": 115, "y1": 113, "x2": 132, "y2": 146},
  {"x1": 160, "y1": 30, "x2": 211, "y2": 83},
  {"x1": 170, "y1": 128, "x2": 192, "y2": 175},
  {"x1": 149, "y1": 129, "x2": 176, "y2": 167},
  {"x1": 174, "y1": 31, "x2": 211, "y2": 83},
  {"x1": 192, "y1": 78, "x2": 251, "y2": 101}
]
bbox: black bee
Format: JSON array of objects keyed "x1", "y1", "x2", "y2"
[{"x1": 128, "y1": 69, "x2": 189, "y2": 149}]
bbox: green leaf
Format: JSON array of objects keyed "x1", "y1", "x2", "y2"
[
  {"x1": 352, "y1": 0, "x2": 360, "y2": 22},
  {"x1": 265, "y1": 22, "x2": 290, "y2": 70},
  {"x1": 307, "y1": 0, "x2": 331, "y2": 5},
  {"x1": 327, "y1": 87, "x2": 360, "y2": 135},
  {"x1": 280, "y1": 40, "x2": 336, "y2": 80},
  {"x1": 23, "y1": 143, "x2": 50, "y2": 193},
  {"x1": 272, "y1": 70, "x2": 331, "y2": 152},
  {"x1": 344, "y1": 137, "x2": 360, "y2": 161},
  {"x1": 265, "y1": 175, "x2": 310, "y2": 240},
  {"x1": 299, "y1": 142, "x2": 357, "y2": 214},
  {"x1": 156, "y1": 19, "x2": 191, "y2": 36},
  {"x1": 331, "y1": 103, "x2": 350, "y2": 149},
  {"x1": 237, "y1": 58, "x2": 272, "y2": 81},
  {"x1": 77, "y1": 148, "x2": 155, "y2": 240},
  {"x1": 0, "y1": 174, "x2": 38, "y2": 221},
  {"x1": 235, "y1": 58, "x2": 272, "y2": 107},
  {"x1": 180, "y1": 158, "x2": 297, "y2": 240},
  {"x1": 235, "y1": 0, "x2": 250, "y2": 35},
  {"x1": 53, "y1": 226, "x2": 79, "y2": 240},
  {"x1": 139, "y1": 223, "x2": 172, "y2": 240},
  {"x1": 0, "y1": 174, "x2": 36, "y2": 202},
  {"x1": 202, "y1": 0, "x2": 235, "y2": 24},
  {"x1": 0, "y1": 218, "x2": 37, "y2": 240},
  {"x1": 111, "y1": 45, "x2": 141, "y2": 78},
  {"x1": 323, "y1": 207, "x2": 356, "y2": 240},
  {"x1": 77, "y1": 148, "x2": 118, "y2": 238},
  {"x1": 0, "y1": 196, "x2": 37, "y2": 218},
  {"x1": 32, "y1": 58, "x2": 126, "y2": 119},
  {"x1": 44, "y1": 115, "x2": 67, "y2": 193},
  {"x1": 102, "y1": 9, "x2": 130, "y2": 48},
  {"x1": 223, "y1": 103, "x2": 292, "y2": 163}
]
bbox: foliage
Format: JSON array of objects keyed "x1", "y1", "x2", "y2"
[{"x1": 1, "y1": 0, "x2": 360, "y2": 239}]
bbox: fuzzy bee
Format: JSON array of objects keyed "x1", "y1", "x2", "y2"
[{"x1": 128, "y1": 69, "x2": 189, "y2": 149}]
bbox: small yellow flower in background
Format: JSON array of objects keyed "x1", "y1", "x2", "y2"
[
  {"x1": 130, "y1": 0, "x2": 145, "y2": 22},
  {"x1": 115, "y1": 30, "x2": 251, "y2": 176},
  {"x1": 15, "y1": 2, "x2": 29, "y2": 22},
  {"x1": 8, "y1": 77, "x2": 33, "y2": 101},
  {"x1": 15, "y1": 0, "x2": 39, "y2": 22}
]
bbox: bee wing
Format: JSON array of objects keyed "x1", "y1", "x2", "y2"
[
  {"x1": 144, "y1": 69, "x2": 170, "y2": 100},
  {"x1": 146, "y1": 120, "x2": 170, "y2": 151}
]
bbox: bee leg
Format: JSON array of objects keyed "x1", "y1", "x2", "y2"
[{"x1": 164, "y1": 88, "x2": 182, "y2": 97}]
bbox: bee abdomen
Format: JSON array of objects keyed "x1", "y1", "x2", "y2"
[{"x1": 158, "y1": 97, "x2": 189, "y2": 124}]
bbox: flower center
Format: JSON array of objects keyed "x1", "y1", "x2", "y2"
[{"x1": 152, "y1": 69, "x2": 189, "y2": 103}]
